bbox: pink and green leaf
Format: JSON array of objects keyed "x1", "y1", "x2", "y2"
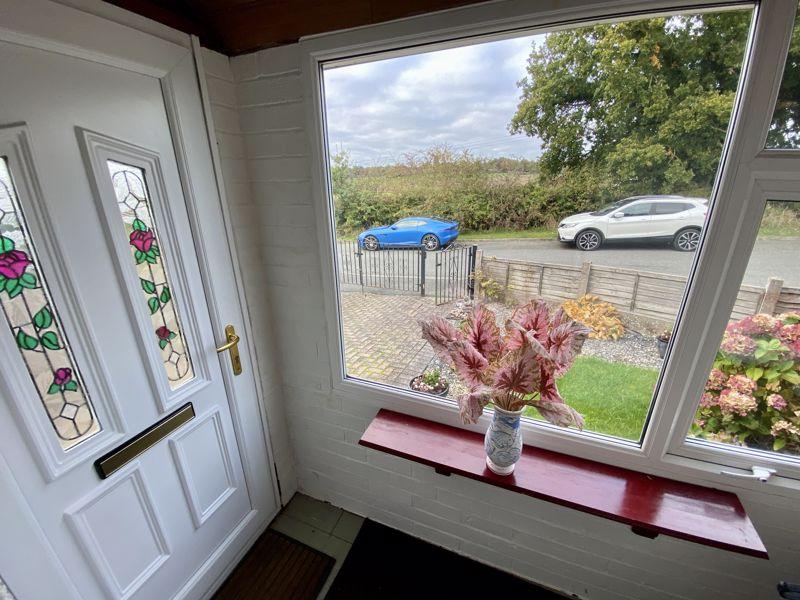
[
  {"x1": 493, "y1": 348, "x2": 539, "y2": 394},
  {"x1": 419, "y1": 316, "x2": 463, "y2": 364},
  {"x1": 462, "y1": 304, "x2": 502, "y2": 360},
  {"x1": 456, "y1": 387, "x2": 491, "y2": 424},
  {"x1": 450, "y1": 340, "x2": 489, "y2": 388}
]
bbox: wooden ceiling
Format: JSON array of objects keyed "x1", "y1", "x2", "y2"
[{"x1": 104, "y1": 0, "x2": 489, "y2": 55}]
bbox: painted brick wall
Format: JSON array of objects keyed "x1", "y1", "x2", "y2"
[
  {"x1": 200, "y1": 48, "x2": 297, "y2": 502},
  {"x1": 202, "y1": 45, "x2": 800, "y2": 600}
]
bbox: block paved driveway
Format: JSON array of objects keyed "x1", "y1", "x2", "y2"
[{"x1": 341, "y1": 292, "x2": 455, "y2": 389}]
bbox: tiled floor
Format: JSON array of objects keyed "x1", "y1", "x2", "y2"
[{"x1": 268, "y1": 494, "x2": 364, "y2": 599}]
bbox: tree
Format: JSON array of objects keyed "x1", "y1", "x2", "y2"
[
  {"x1": 768, "y1": 11, "x2": 800, "y2": 148},
  {"x1": 509, "y1": 11, "x2": 756, "y2": 195}
]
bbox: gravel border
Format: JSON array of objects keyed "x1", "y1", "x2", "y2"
[{"x1": 581, "y1": 331, "x2": 664, "y2": 369}]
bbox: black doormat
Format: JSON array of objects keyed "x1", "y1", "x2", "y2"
[
  {"x1": 325, "y1": 519, "x2": 563, "y2": 599},
  {"x1": 213, "y1": 529, "x2": 334, "y2": 600}
]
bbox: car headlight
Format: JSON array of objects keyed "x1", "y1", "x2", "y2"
[{"x1": 559, "y1": 222, "x2": 577, "y2": 229}]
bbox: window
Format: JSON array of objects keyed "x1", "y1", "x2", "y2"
[
  {"x1": 106, "y1": 160, "x2": 194, "y2": 390},
  {"x1": 622, "y1": 203, "x2": 652, "y2": 217},
  {"x1": 315, "y1": 1, "x2": 800, "y2": 484},
  {"x1": 688, "y1": 200, "x2": 800, "y2": 457},
  {"x1": 0, "y1": 157, "x2": 100, "y2": 449},
  {"x1": 653, "y1": 203, "x2": 692, "y2": 215},
  {"x1": 395, "y1": 219, "x2": 421, "y2": 228},
  {"x1": 766, "y1": 0, "x2": 800, "y2": 149}
]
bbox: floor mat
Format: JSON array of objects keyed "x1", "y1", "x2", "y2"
[
  {"x1": 325, "y1": 519, "x2": 563, "y2": 599},
  {"x1": 213, "y1": 529, "x2": 334, "y2": 599}
]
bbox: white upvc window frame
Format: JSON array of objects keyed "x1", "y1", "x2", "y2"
[{"x1": 302, "y1": 0, "x2": 800, "y2": 497}]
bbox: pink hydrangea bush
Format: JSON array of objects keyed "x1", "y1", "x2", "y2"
[
  {"x1": 419, "y1": 300, "x2": 590, "y2": 428},
  {"x1": 692, "y1": 312, "x2": 800, "y2": 453}
]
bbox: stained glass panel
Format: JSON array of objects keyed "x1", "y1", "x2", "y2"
[
  {"x1": 0, "y1": 157, "x2": 100, "y2": 449},
  {"x1": 107, "y1": 160, "x2": 193, "y2": 389}
]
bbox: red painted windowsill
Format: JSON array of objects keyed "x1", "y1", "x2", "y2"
[{"x1": 359, "y1": 409, "x2": 768, "y2": 559}]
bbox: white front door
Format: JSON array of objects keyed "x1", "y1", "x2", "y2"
[{"x1": 0, "y1": 12, "x2": 276, "y2": 600}]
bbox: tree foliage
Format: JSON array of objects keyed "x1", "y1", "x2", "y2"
[
  {"x1": 509, "y1": 11, "x2": 754, "y2": 194},
  {"x1": 768, "y1": 7, "x2": 800, "y2": 148}
]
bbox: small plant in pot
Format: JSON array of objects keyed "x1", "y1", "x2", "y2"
[
  {"x1": 656, "y1": 330, "x2": 671, "y2": 358},
  {"x1": 410, "y1": 369, "x2": 449, "y2": 397},
  {"x1": 419, "y1": 301, "x2": 589, "y2": 476}
]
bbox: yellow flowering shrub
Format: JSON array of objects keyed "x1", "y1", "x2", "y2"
[{"x1": 562, "y1": 294, "x2": 624, "y2": 340}]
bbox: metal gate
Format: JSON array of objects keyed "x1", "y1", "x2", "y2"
[
  {"x1": 336, "y1": 240, "x2": 476, "y2": 304},
  {"x1": 434, "y1": 244, "x2": 477, "y2": 305}
]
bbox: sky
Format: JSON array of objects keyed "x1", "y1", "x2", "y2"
[{"x1": 322, "y1": 34, "x2": 545, "y2": 166}]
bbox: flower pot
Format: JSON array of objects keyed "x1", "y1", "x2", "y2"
[
  {"x1": 484, "y1": 406, "x2": 524, "y2": 476},
  {"x1": 657, "y1": 338, "x2": 669, "y2": 358},
  {"x1": 409, "y1": 376, "x2": 449, "y2": 397}
]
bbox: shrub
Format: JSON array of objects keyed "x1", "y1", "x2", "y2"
[
  {"x1": 562, "y1": 295, "x2": 625, "y2": 340},
  {"x1": 691, "y1": 312, "x2": 800, "y2": 453},
  {"x1": 331, "y1": 147, "x2": 709, "y2": 234},
  {"x1": 472, "y1": 268, "x2": 503, "y2": 301}
]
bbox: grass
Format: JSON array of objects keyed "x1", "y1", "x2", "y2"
[
  {"x1": 457, "y1": 227, "x2": 555, "y2": 241},
  {"x1": 523, "y1": 355, "x2": 659, "y2": 441},
  {"x1": 758, "y1": 203, "x2": 800, "y2": 238}
]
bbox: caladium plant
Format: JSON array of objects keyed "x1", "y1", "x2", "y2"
[{"x1": 419, "y1": 301, "x2": 589, "y2": 428}]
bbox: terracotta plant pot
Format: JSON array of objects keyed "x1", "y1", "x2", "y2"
[
  {"x1": 409, "y1": 376, "x2": 449, "y2": 397},
  {"x1": 484, "y1": 406, "x2": 524, "y2": 476}
]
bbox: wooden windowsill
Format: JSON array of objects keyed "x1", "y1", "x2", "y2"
[{"x1": 359, "y1": 409, "x2": 768, "y2": 559}]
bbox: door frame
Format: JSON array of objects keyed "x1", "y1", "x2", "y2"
[{"x1": 0, "y1": 1, "x2": 280, "y2": 597}]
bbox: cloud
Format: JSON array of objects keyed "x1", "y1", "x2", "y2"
[{"x1": 323, "y1": 34, "x2": 544, "y2": 165}]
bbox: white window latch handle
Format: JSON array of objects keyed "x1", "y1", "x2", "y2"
[{"x1": 720, "y1": 466, "x2": 776, "y2": 482}]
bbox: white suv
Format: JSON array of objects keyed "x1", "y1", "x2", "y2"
[{"x1": 557, "y1": 195, "x2": 707, "y2": 251}]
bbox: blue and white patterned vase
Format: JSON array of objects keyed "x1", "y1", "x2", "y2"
[{"x1": 484, "y1": 406, "x2": 524, "y2": 475}]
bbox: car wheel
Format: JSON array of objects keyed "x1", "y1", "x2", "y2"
[
  {"x1": 673, "y1": 227, "x2": 701, "y2": 252},
  {"x1": 575, "y1": 229, "x2": 602, "y2": 251},
  {"x1": 421, "y1": 233, "x2": 440, "y2": 251},
  {"x1": 363, "y1": 235, "x2": 379, "y2": 251}
]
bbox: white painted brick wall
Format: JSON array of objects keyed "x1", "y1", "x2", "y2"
[
  {"x1": 202, "y1": 44, "x2": 800, "y2": 599},
  {"x1": 201, "y1": 48, "x2": 297, "y2": 502}
]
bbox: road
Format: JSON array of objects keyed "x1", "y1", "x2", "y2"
[
  {"x1": 337, "y1": 237, "x2": 799, "y2": 290},
  {"x1": 473, "y1": 237, "x2": 799, "y2": 287}
]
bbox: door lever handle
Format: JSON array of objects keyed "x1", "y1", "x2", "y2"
[{"x1": 216, "y1": 324, "x2": 242, "y2": 375}]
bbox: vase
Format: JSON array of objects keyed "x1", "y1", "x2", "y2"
[
  {"x1": 484, "y1": 406, "x2": 524, "y2": 475},
  {"x1": 657, "y1": 338, "x2": 668, "y2": 358}
]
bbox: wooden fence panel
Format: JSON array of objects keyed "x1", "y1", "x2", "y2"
[
  {"x1": 776, "y1": 287, "x2": 800, "y2": 314},
  {"x1": 481, "y1": 256, "x2": 781, "y2": 325},
  {"x1": 540, "y1": 265, "x2": 582, "y2": 302},
  {"x1": 587, "y1": 267, "x2": 636, "y2": 311},
  {"x1": 732, "y1": 287, "x2": 764, "y2": 321}
]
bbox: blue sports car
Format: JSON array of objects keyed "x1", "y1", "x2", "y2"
[{"x1": 358, "y1": 217, "x2": 460, "y2": 251}]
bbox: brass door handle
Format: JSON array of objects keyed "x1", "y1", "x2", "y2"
[{"x1": 216, "y1": 324, "x2": 242, "y2": 375}]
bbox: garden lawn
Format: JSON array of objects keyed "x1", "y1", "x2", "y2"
[{"x1": 523, "y1": 355, "x2": 659, "y2": 441}]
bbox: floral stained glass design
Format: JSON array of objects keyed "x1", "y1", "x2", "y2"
[
  {"x1": 107, "y1": 160, "x2": 193, "y2": 389},
  {"x1": 0, "y1": 158, "x2": 100, "y2": 449}
]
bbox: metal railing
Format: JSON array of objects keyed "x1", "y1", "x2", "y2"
[{"x1": 336, "y1": 240, "x2": 476, "y2": 304}]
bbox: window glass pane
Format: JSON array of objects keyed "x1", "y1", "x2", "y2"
[
  {"x1": 689, "y1": 200, "x2": 800, "y2": 457},
  {"x1": 325, "y1": 7, "x2": 752, "y2": 442},
  {"x1": 623, "y1": 203, "x2": 652, "y2": 216},
  {"x1": 0, "y1": 158, "x2": 100, "y2": 449},
  {"x1": 654, "y1": 203, "x2": 687, "y2": 215},
  {"x1": 766, "y1": 1, "x2": 800, "y2": 149},
  {"x1": 107, "y1": 160, "x2": 193, "y2": 389}
]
